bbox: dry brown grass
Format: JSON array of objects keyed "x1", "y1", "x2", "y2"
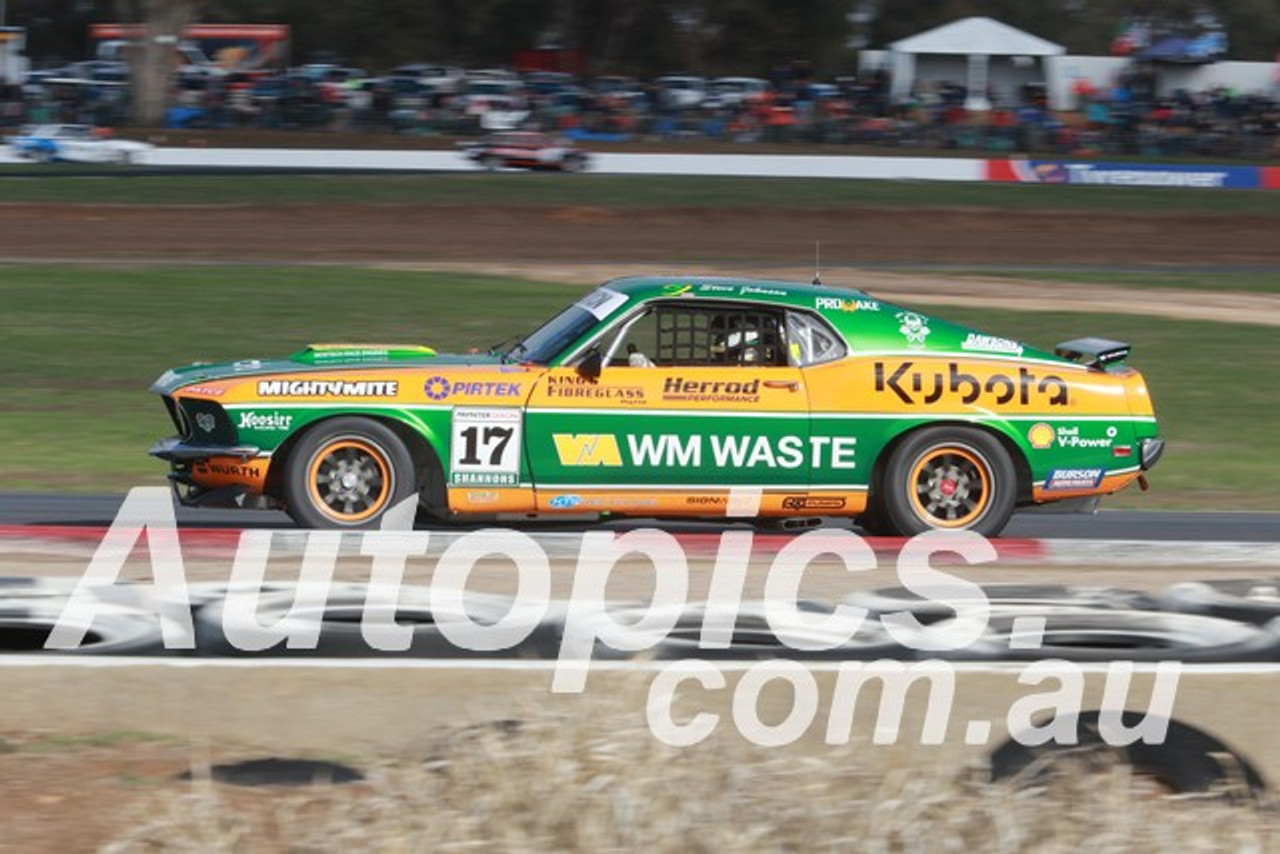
[{"x1": 99, "y1": 693, "x2": 1280, "y2": 854}]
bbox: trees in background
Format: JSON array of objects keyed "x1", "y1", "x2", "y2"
[
  {"x1": 112, "y1": 0, "x2": 208, "y2": 127},
  {"x1": 10, "y1": 0, "x2": 1280, "y2": 79}
]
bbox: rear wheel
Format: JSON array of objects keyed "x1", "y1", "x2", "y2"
[
  {"x1": 879, "y1": 426, "x2": 1017, "y2": 537},
  {"x1": 283, "y1": 418, "x2": 416, "y2": 529}
]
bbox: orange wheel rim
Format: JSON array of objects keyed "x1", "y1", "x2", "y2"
[
  {"x1": 306, "y1": 437, "x2": 393, "y2": 523},
  {"x1": 907, "y1": 445, "x2": 991, "y2": 528}
]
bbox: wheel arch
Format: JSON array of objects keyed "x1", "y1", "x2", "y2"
[
  {"x1": 867, "y1": 419, "x2": 1034, "y2": 513},
  {"x1": 265, "y1": 412, "x2": 448, "y2": 511}
]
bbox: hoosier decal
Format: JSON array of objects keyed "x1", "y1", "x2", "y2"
[{"x1": 875, "y1": 361, "x2": 1068, "y2": 407}]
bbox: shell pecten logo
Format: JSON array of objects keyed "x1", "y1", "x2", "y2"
[{"x1": 1028, "y1": 422, "x2": 1056, "y2": 450}]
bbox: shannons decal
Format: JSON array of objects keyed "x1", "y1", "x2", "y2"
[
  {"x1": 258, "y1": 379, "x2": 399, "y2": 397},
  {"x1": 553, "y1": 433, "x2": 856, "y2": 470},
  {"x1": 875, "y1": 362, "x2": 1069, "y2": 407}
]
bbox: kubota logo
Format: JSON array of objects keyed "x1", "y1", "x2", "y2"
[
  {"x1": 874, "y1": 362, "x2": 1069, "y2": 407},
  {"x1": 552, "y1": 434, "x2": 623, "y2": 466}
]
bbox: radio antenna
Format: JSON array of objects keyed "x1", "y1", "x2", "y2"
[{"x1": 812, "y1": 241, "x2": 823, "y2": 286}]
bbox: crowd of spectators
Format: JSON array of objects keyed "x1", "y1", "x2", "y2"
[{"x1": 3, "y1": 63, "x2": 1278, "y2": 161}]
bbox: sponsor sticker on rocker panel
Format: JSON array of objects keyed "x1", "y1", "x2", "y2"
[{"x1": 1044, "y1": 468, "x2": 1106, "y2": 490}]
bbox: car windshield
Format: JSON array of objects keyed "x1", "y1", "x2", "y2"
[{"x1": 504, "y1": 287, "x2": 628, "y2": 364}]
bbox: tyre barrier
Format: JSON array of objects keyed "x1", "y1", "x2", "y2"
[
  {"x1": 927, "y1": 607, "x2": 1280, "y2": 663},
  {"x1": 1157, "y1": 579, "x2": 1280, "y2": 626},
  {"x1": 845, "y1": 584, "x2": 1159, "y2": 625},
  {"x1": 9, "y1": 576, "x2": 1280, "y2": 661},
  {"x1": 596, "y1": 601, "x2": 916, "y2": 661},
  {"x1": 990, "y1": 711, "x2": 1268, "y2": 797},
  {"x1": 191, "y1": 584, "x2": 565, "y2": 658},
  {"x1": 0, "y1": 603, "x2": 167, "y2": 656}
]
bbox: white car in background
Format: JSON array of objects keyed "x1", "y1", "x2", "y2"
[
  {"x1": 655, "y1": 75, "x2": 706, "y2": 110},
  {"x1": 7, "y1": 124, "x2": 153, "y2": 165},
  {"x1": 705, "y1": 76, "x2": 769, "y2": 108}
]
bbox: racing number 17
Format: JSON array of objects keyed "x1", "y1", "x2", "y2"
[{"x1": 456, "y1": 425, "x2": 514, "y2": 466}]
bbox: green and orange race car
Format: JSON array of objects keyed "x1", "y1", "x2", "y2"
[{"x1": 150, "y1": 277, "x2": 1163, "y2": 535}]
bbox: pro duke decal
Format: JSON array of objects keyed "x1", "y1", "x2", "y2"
[{"x1": 449, "y1": 408, "x2": 523, "y2": 486}]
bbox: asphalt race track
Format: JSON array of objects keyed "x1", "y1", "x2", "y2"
[{"x1": 1, "y1": 492, "x2": 1276, "y2": 543}]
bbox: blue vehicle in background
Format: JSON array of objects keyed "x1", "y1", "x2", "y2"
[{"x1": 7, "y1": 123, "x2": 152, "y2": 164}]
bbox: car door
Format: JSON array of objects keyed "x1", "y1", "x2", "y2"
[{"x1": 524, "y1": 299, "x2": 810, "y2": 517}]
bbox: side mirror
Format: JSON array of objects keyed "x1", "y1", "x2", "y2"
[{"x1": 576, "y1": 347, "x2": 602, "y2": 382}]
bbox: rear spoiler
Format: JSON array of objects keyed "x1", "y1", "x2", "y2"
[{"x1": 1054, "y1": 337, "x2": 1131, "y2": 369}]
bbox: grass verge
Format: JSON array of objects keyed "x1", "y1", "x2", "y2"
[
  {"x1": 103, "y1": 701, "x2": 1279, "y2": 853},
  {"x1": 1, "y1": 172, "x2": 1279, "y2": 215},
  {"x1": 0, "y1": 264, "x2": 1273, "y2": 509}
]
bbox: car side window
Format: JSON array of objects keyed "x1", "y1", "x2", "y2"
[
  {"x1": 785, "y1": 311, "x2": 847, "y2": 366},
  {"x1": 656, "y1": 304, "x2": 787, "y2": 367}
]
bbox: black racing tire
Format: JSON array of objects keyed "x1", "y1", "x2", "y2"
[
  {"x1": 192, "y1": 585, "x2": 564, "y2": 658},
  {"x1": 479, "y1": 154, "x2": 501, "y2": 171},
  {"x1": 847, "y1": 584, "x2": 1159, "y2": 625},
  {"x1": 115, "y1": 149, "x2": 133, "y2": 166},
  {"x1": 879, "y1": 426, "x2": 1017, "y2": 536},
  {"x1": 560, "y1": 154, "x2": 587, "y2": 173},
  {"x1": 991, "y1": 712, "x2": 1266, "y2": 797},
  {"x1": 932, "y1": 607, "x2": 1280, "y2": 663},
  {"x1": 0, "y1": 598, "x2": 166, "y2": 656},
  {"x1": 282, "y1": 417, "x2": 417, "y2": 529},
  {"x1": 1157, "y1": 579, "x2": 1280, "y2": 625},
  {"x1": 603, "y1": 601, "x2": 913, "y2": 661}
]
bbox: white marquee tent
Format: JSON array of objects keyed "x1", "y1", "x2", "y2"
[{"x1": 888, "y1": 16, "x2": 1066, "y2": 110}]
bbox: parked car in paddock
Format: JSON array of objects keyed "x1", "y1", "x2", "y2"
[
  {"x1": 6, "y1": 123, "x2": 153, "y2": 165},
  {"x1": 149, "y1": 276, "x2": 1163, "y2": 533},
  {"x1": 458, "y1": 131, "x2": 589, "y2": 172}
]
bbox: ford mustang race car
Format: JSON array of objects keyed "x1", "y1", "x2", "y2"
[
  {"x1": 150, "y1": 277, "x2": 1163, "y2": 534},
  {"x1": 7, "y1": 124, "x2": 153, "y2": 165}
]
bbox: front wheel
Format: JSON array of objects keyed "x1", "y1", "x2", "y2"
[
  {"x1": 282, "y1": 417, "x2": 416, "y2": 529},
  {"x1": 877, "y1": 426, "x2": 1017, "y2": 537}
]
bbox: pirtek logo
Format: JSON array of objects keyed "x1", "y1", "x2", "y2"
[{"x1": 874, "y1": 362, "x2": 1069, "y2": 407}]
